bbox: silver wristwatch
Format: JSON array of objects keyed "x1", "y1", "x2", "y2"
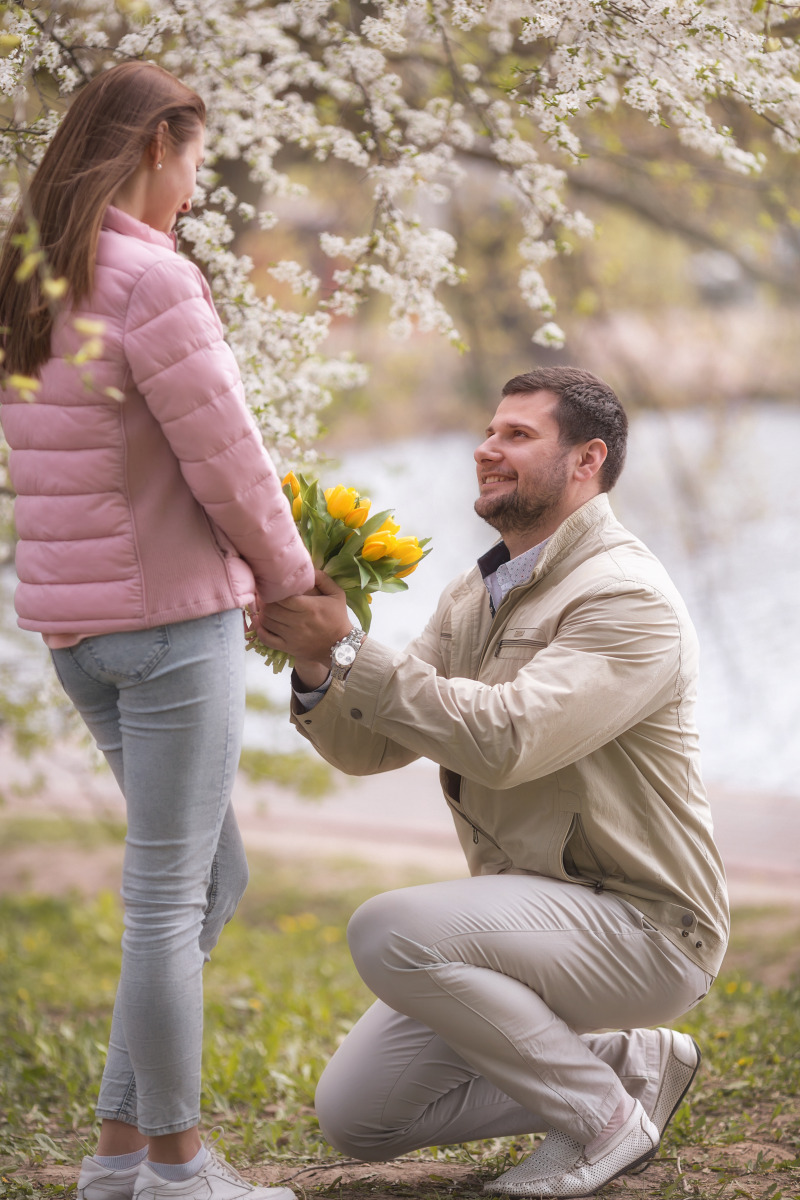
[{"x1": 330, "y1": 628, "x2": 365, "y2": 680}]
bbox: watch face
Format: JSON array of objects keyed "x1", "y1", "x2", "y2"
[{"x1": 334, "y1": 643, "x2": 358, "y2": 667}]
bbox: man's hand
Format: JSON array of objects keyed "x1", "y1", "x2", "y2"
[{"x1": 256, "y1": 570, "x2": 354, "y2": 690}]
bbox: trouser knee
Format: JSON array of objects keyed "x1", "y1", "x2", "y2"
[
  {"x1": 347, "y1": 890, "x2": 437, "y2": 1004},
  {"x1": 315, "y1": 1059, "x2": 402, "y2": 1162}
]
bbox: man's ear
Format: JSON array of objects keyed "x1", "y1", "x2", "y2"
[{"x1": 574, "y1": 438, "x2": 607, "y2": 483}]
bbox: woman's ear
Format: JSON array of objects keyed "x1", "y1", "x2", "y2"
[{"x1": 148, "y1": 120, "x2": 169, "y2": 170}]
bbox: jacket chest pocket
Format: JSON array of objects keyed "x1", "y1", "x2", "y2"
[{"x1": 493, "y1": 627, "x2": 547, "y2": 660}]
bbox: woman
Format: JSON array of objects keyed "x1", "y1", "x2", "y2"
[{"x1": 0, "y1": 62, "x2": 313, "y2": 1200}]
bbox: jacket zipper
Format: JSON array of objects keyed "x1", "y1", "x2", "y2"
[
  {"x1": 456, "y1": 578, "x2": 547, "y2": 848},
  {"x1": 493, "y1": 637, "x2": 546, "y2": 657},
  {"x1": 445, "y1": 793, "x2": 504, "y2": 850},
  {"x1": 560, "y1": 813, "x2": 608, "y2": 892}
]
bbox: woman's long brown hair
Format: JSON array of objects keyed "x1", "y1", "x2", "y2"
[{"x1": 0, "y1": 61, "x2": 205, "y2": 376}]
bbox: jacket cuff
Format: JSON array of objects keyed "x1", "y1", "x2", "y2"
[
  {"x1": 335, "y1": 635, "x2": 396, "y2": 728},
  {"x1": 289, "y1": 677, "x2": 345, "y2": 734}
]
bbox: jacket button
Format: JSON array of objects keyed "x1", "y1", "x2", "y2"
[
  {"x1": 695, "y1": 941, "x2": 703, "y2": 948},
  {"x1": 350, "y1": 708, "x2": 363, "y2": 720},
  {"x1": 304, "y1": 719, "x2": 312, "y2": 725},
  {"x1": 681, "y1": 930, "x2": 689, "y2": 937},
  {"x1": 681, "y1": 914, "x2": 693, "y2": 927}
]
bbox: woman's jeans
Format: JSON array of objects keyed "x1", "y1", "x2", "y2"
[{"x1": 50, "y1": 610, "x2": 248, "y2": 1136}]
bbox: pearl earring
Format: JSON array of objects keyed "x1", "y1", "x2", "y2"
[{"x1": 156, "y1": 162, "x2": 163, "y2": 170}]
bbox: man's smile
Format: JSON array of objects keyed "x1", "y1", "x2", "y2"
[{"x1": 479, "y1": 472, "x2": 516, "y2": 488}]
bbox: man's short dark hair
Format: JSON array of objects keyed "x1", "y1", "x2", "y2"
[{"x1": 501, "y1": 367, "x2": 628, "y2": 492}]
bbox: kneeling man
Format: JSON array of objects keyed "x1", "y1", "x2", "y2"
[{"x1": 257, "y1": 366, "x2": 729, "y2": 1198}]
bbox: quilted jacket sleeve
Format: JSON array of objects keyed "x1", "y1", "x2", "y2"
[{"x1": 123, "y1": 255, "x2": 314, "y2": 603}]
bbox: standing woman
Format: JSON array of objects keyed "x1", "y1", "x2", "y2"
[{"x1": 0, "y1": 62, "x2": 313, "y2": 1200}]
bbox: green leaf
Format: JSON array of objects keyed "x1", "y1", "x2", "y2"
[
  {"x1": 345, "y1": 589, "x2": 372, "y2": 632},
  {"x1": 377, "y1": 576, "x2": 409, "y2": 594},
  {"x1": 352, "y1": 508, "x2": 394, "y2": 540}
]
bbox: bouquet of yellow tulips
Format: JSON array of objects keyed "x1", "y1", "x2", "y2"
[{"x1": 246, "y1": 471, "x2": 431, "y2": 673}]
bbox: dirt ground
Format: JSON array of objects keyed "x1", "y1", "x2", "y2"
[
  {"x1": 7, "y1": 1129, "x2": 800, "y2": 1200},
  {"x1": 2, "y1": 741, "x2": 799, "y2": 1199}
]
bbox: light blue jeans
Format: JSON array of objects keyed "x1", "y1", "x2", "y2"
[{"x1": 51, "y1": 609, "x2": 248, "y2": 1136}]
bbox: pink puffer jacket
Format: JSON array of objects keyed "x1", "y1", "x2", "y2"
[{"x1": 0, "y1": 206, "x2": 314, "y2": 636}]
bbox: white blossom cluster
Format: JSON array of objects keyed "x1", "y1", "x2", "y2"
[{"x1": 0, "y1": 0, "x2": 797, "y2": 472}]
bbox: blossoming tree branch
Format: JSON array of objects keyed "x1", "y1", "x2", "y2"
[{"x1": 0, "y1": 0, "x2": 799, "y2": 526}]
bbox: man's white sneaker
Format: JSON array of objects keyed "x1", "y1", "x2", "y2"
[
  {"x1": 650, "y1": 1028, "x2": 701, "y2": 1137},
  {"x1": 625, "y1": 1027, "x2": 701, "y2": 1178},
  {"x1": 483, "y1": 1128, "x2": 583, "y2": 1193},
  {"x1": 486, "y1": 1100, "x2": 659, "y2": 1197},
  {"x1": 133, "y1": 1133, "x2": 294, "y2": 1200},
  {"x1": 77, "y1": 1156, "x2": 142, "y2": 1200}
]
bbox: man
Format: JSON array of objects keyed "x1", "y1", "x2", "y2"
[{"x1": 257, "y1": 367, "x2": 729, "y2": 1198}]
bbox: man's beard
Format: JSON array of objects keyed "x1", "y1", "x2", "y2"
[{"x1": 474, "y1": 457, "x2": 568, "y2": 539}]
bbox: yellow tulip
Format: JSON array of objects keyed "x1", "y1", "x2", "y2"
[
  {"x1": 344, "y1": 498, "x2": 371, "y2": 528},
  {"x1": 362, "y1": 534, "x2": 394, "y2": 561},
  {"x1": 393, "y1": 537, "x2": 423, "y2": 576},
  {"x1": 378, "y1": 516, "x2": 401, "y2": 536},
  {"x1": 325, "y1": 484, "x2": 359, "y2": 521},
  {"x1": 393, "y1": 536, "x2": 421, "y2": 564},
  {"x1": 283, "y1": 471, "x2": 300, "y2": 498},
  {"x1": 292, "y1": 495, "x2": 302, "y2": 520}
]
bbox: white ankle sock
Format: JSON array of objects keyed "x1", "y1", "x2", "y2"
[
  {"x1": 147, "y1": 1146, "x2": 207, "y2": 1181},
  {"x1": 584, "y1": 1093, "x2": 636, "y2": 1157},
  {"x1": 93, "y1": 1147, "x2": 148, "y2": 1171}
]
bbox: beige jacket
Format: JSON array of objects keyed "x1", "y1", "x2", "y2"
[{"x1": 291, "y1": 494, "x2": 729, "y2": 976}]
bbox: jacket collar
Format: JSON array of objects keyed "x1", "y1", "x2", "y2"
[
  {"x1": 102, "y1": 205, "x2": 177, "y2": 250},
  {"x1": 532, "y1": 493, "x2": 612, "y2": 579},
  {"x1": 475, "y1": 493, "x2": 613, "y2": 593}
]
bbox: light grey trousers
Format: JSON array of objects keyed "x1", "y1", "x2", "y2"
[{"x1": 316, "y1": 874, "x2": 711, "y2": 1158}]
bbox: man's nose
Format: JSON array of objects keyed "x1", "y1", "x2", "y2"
[{"x1": 474, "y1": 436, "x2": 500, "y2": 463}]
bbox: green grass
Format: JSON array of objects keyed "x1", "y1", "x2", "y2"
[
  {"x1": 237, "y1": 748, "x2": 333, "y2": 798},
  {"x1": 0, "y1": 857, "x2": 799, "y2": 1200},
  {"x1": 0, "y1": 816, "x2": 126, "y2": 849}
]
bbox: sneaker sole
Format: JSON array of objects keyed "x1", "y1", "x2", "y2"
[
  {"x1": 627, "y1": 1037, "x2": 701, "y2": 1177},
  {"x1": 495, "y1": 1142, "x2": 659, "y2": 1198},
  {"x1": 565, "y1": 1143, "x2": 659, "y2": 1198}
]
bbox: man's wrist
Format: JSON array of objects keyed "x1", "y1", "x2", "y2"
[{"x1": 293, "y1": 659, "x2": 331, "y2": 691}]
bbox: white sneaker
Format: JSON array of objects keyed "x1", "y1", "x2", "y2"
[
  {"x1": 625, "y1": 1027, "x2": 700, "y2": 1178},
  {"x1": 486, "y1": 1100, "x2": 659, "y2": 1197},
  {"x1": 133, "y1": 1132, "x2": 294, "y2": 1200},
  {"x1": 483, "y1": 1128, "x2": 583, "y2": 1193},
  {"x1": 650, "y1": 1028, "x2": 701, "y2": 1137},
  {"x1": 77, "y1": 1156, "x2": 142, "y2": 1200}
]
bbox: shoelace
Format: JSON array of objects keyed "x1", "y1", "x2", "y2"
[{"x1": 202, "y1": 1129, "x2": 253, "y2": 1189}]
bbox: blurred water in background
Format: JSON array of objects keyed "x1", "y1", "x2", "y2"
[
  {"x1": 2, "y1": 403, "x2": 798, "y2": 797},
  {"x1": 248, "y1": 401, "x2": 800, "y2": 797}
]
